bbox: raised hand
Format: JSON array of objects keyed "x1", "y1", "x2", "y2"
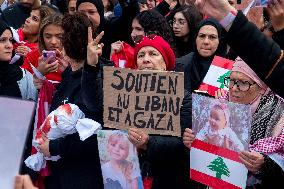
[
  {"x1": 110, "y1": 41, "x2": 123, "y2": 59},
  {"x1": 267, "y1": 0, "x2": 284, "y2": 31},
  {"x1": 195, "y1": 0, "x2": 236, "y2": 21},
  {"x1": 87, "y1": 27, "x2": 104, "y2": 67}
]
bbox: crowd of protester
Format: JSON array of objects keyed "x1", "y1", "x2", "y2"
[{"x1": 0, "y1": 0, "x2": 283, "y2": 188}]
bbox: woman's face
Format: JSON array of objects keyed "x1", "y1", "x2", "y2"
[
  {"x1": 209, "y1": 108, "x2": 227, "y2": 130},
  {"x1": 0, "y1": 30, "x2": 13, "y2": 61},
  {"x1": 172, "y1": 12, "x2": 190, "y2": 39},
  {"x1": 78, "y1": 2, "x2": 100, "y2": 27},
  {"x1": 22, "y1": 10, "x2": 40, "y2": 36},
  {"x1": 68, "y1": 0, "x2": 77, "y2": 15},
  {"x1": 108, "y1": 137, "x2": 129, "y2": 161},
  {"x1": 229, "y1": 71, "x2": 261, "y2": 104},
  {"x1": 136, "y1": 46, "x2": 166, "y2": 71},
  {"x1": 43, "y1": 24, "x2": 64, "y2": 51},
  {"x1": 196, "y1": 25, "x2": 219, "y2": 57},
  {"x1": 131, "y1": 19, "x2": 145, "y2": 42}
]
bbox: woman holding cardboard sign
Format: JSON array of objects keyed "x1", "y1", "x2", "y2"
[{"x1": 127, "y1": 35, "x2": 200, "y2": 189}]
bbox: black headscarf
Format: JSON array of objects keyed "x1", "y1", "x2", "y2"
[
  {"x1": 190, "y1": 18, "x2": 227, "y2": 91},
  {"x1": 76, "y1": 0, "x2": 105, "y2": 32},
  {"x1": 0, "y1": 20, "x2": 22, "y2": 97}
]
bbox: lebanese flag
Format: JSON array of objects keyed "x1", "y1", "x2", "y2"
[
  {"x1": 190, "y1": 139, "x2": 248, "y2": 189},
  {"x1": 198, "y1": 56, "x2": 234, "y2": 96}
]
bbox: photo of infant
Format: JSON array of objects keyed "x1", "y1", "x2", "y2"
[{"x1": 192, "y1": 94, "x2": 251, "y2": 152}]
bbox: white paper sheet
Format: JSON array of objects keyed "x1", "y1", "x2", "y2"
[{"x1": 0, "y1": 97, "x2": 35, "y2": 189}]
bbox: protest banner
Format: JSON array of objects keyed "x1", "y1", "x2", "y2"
[
  {"x1": 97, "y1": 130, "x2": 143, "y2": 189},
  {"x1": 0, "y1": 97, "x2": 35, "y2": 189},
  {"x1": 103, "y1": 67, "x2": 184, "y2": 137},
  {"x1": 190, "y1": 94, "x2": 250, "y2": 189},
  {"x1": 198, "y1": 56, "x2": 234, "y2": 97}
]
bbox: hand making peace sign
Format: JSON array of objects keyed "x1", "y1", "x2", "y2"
[{"x1": 87, "y1": 27, "x2": 104, "y2": 67}]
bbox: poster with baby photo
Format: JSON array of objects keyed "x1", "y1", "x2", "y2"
[
  {"x1": 190, "y1": 94, "x2": 251, "y2": 189},
  {"x1": 192, "y1": 93, "x2": 251, "y2": 151},
  {"x1": 97, "y1": 130, "x2": 144, "y2": 189}
]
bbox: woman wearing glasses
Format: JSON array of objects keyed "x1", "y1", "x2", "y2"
[
  {"x1": 170, "y1": 4, "x2": 202, "y2": 57},
  {"x1": 184, "y1": 58, "x2": 284, "y2": 188}
]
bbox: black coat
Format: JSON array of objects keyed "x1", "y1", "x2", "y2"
[
  {"x1": 0, "y1": 3, "x2": 31, "y2": 29},
  {"x1": 272, "y1": 28, "x2": 284, "y2": 49},
  {"x1": 45, "y1": 58, "x2": 113, "y2": 189},
  {"x1": 138, "y1": 90, "x2": 193, "y2": 189},
  {"x1": 225, "y1": 11, "x2": 284, "y2": 98},
  {"x1": 0, "y1": 61, "x2": 22, "y2": 98}
]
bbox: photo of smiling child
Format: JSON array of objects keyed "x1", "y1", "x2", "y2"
[
  {"x1": 196, "y1": 102, "x2": 245, "y2": 152},
  {"x1": 97, "y1": 130, "x2": 143, "y2": 189}
]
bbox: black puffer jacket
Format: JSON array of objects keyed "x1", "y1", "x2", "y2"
[{"x1": 46, "y1": 58, "x2": 113, "y2": 189}]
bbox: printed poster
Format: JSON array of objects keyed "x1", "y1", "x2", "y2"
[
  {"x1": 0, "y1": 97, "x2": 35, "y2": 189},
  {"x1": 190, "y1": 94, "x2": 251, "y2": 189},
  {"x1": 97, "y1": 130, "x2": 143, "y2": 189}
]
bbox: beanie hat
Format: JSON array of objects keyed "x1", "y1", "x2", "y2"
[
  {"x1": 0, "y1": 20, "x2": 11, "y2": 37},
  {"x1": 134, "y1": 35, "x2": 175, "y2": 71}
]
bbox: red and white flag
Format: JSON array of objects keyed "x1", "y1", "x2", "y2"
[
  {"x1": 198, "y1": 56, "x2": 234, "y2": 96},
  {"x1": 190, "y1": 139, "x2": 248, "y2": 189}
]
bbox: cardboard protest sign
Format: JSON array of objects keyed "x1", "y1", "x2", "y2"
[
  {"x1": 198, "y1": 56, "x2": 234, "y2": 97},
  {"x1": 0, "y1": 97, "x2": 35, "y2": 189},
  {"x1": 97, "y1": 130, "x2": 143, "y2": 189},
  {"x1": 103, "y1": 67, "x2": 184, "y2": 137},
  {"x1": 190, "y1": 94, "x2": 250, "y2": 189}
]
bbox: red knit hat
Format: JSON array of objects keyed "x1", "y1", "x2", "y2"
[{"x1": 134, "y1": 35, "x2": 176, "y2": 71}]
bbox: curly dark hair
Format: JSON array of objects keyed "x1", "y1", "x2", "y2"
[
  {"x1": 134, "y1": 10, "x2": 176, "y2": 53},
  {"x1": 38, "y1": 13, "x2": 63, "y2": 52},
  {"x1": 62, "y1": 12, "x2": 97, "y2": 61}
]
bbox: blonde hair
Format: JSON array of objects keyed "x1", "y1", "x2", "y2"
[{"x1": 108, "y1": 132, "x2": 134, "y2": 181}]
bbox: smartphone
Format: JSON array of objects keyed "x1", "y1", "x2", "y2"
[{"x1": 42, "y1": 50, "x2": 56, "y2": 63}]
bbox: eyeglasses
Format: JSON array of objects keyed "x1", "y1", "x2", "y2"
[
  {"x1": 224, "y1": 77, "x2": 256, "y2": 92},
  {"x1": 170, "y1": 19, "x2": 187, "y2": 27},
  {"x1": 133, "y1": 34, "x2": 157, "y2": 45}
]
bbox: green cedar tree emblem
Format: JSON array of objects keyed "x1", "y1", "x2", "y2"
[
  {"x1": 207, "y1": 156, "x2": 230, "y2": 179},
  {"x1": 217, "y1": 71, "x2": 231, "y2": 89}
]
